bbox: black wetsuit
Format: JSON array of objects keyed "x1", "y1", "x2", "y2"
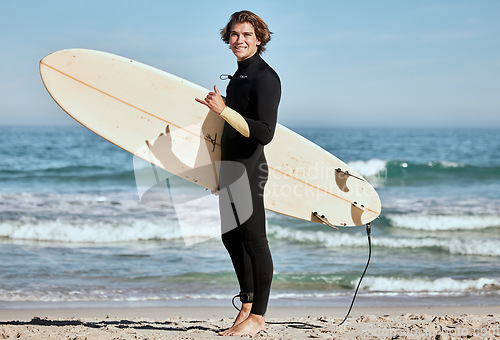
[{"x1": 219, "y1": 53, "x2": 281, "y2": 316}]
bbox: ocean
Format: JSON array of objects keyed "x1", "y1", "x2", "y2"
[{"x1": 0, "y1": 125, "x2": 499, "y2": 309}]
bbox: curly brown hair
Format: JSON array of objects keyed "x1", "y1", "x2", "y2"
[{"x1": 220, "y1": 10, "x2": 273, "y2": 54}]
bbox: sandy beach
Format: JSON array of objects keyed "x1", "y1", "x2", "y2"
[{"x1": 0, "y1": 306, "x2": 498, "y2": 339}]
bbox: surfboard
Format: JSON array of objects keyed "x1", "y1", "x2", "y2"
[{"x1": 40, "y1": 49, "x2": 381, "y2": 227}]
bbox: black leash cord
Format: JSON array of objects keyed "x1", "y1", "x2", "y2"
[
  {"x1": 230, "y1": 223, "x2": 372, "y2": 329},
  {"x1": 337, "y1": 223, "x2": 371, "y2": 326}
]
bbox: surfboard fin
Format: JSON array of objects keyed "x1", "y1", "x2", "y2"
[
  {"x1": 312, "y1": 212, "x2": 339, "y2": 230},
  {"x1": 334, "y1": 168, "x2": 350, "y2": 192},
  {"x1": 351, "y1": 203, "x2": 364, "y2": 226}
]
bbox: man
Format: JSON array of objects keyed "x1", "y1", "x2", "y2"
[{"x1": 196, "y1": 10, "x2": 281, "y2": 336}]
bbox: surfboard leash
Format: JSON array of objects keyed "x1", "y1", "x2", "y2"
[
  {"x1": 337, "y1": 222, "x2": 372, "y2": 326},
  {"x1": 229, "y1": 222, "x2": 372, "y2": 329}
]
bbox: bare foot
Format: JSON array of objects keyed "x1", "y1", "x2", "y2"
[
  {"x1": 226, "y1": 313, "x2": 265, "y2": 336},
  {"x1": 218, "y1": 303, "x2": 252, "y2": 336}
]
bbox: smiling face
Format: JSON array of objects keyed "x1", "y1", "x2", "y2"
[{"x1": 229, "y1": 22, "x2": 261, "y2": 62}]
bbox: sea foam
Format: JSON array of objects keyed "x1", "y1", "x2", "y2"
[
  {"x1": 347, "y1": 159, "x2": 388, "y2": 178},
  {"x1": 360, "y1": 277, "x2": 500, "y2": 294},
  {"x1": 0, "y1": 220, "x2": 183, "y2": 243},
  {"x1": 0, "y1": 218, "x2": 222, "y2": 244},
  {"x1": 387, "y1": 214, "x2": 500, "y2": 230},
  {"x1": 268, "y1": 224, "x2": 500, "y2": 257}
]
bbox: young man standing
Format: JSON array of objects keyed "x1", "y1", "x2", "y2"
[{"x1": 196, "y1": 10, "x2": 281, "y2": 336}]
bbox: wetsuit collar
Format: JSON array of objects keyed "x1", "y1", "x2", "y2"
[{"x1": 237, "y1": 52, "x2": 260, "y2": 69}]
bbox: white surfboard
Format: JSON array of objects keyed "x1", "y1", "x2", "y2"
[{"x1": 40, "y1": 49, "x2": 381, "y2": 227}]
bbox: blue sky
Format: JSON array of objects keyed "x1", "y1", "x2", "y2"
[{"x1": 1, "y1": 0, "x2": 499, "y2": 128}]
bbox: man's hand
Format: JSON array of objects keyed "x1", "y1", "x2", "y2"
[{"x1": 195, "y1": 85, "x2": 226, "y2": 115}]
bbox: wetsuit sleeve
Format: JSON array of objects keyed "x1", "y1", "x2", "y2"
[{"x1": 245, "y1": 72, "x2": 281, "y2": 145}]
